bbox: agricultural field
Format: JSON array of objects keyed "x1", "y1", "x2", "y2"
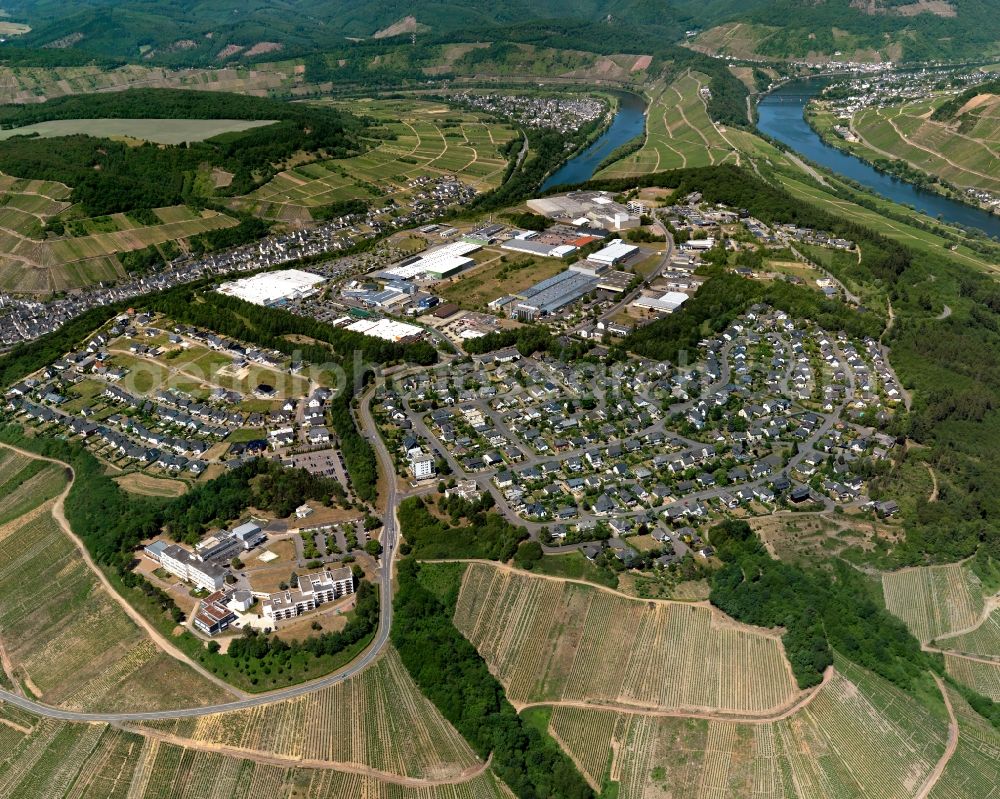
[
  {"x1": 132, "y1": 648, "x2": 481, "y2": 780},
  {"x1": 0, "y1": 705, "x2": 513, "y2": 799},
  {"x1": 937, "y1": 608, "x2": 1000, "y2": 656},
  {"x1": 0, "y1": 173, "x2": 239, "y2": 294},
  {"x1": 453, "y1": 563, "x2": 799, "y2": 714},
  {"x1": 943, "y1": 655, "x2": 1000, "y2": 701},
  {"x1": 927, "y1": 686, "x2": 1000, "y2": 799},
  {"x1": 242, "y1": 99, "x2": 518, "y2": 222},
  {"x1": 0, "y1": 451, "x2": 228, "y2": 711},
  {"x1": 0, "y1": 118, "x2": 278, "y2": 145},
  {"x1": 0, "y1": 61, "x2": 302, "y2": 106},
  {"x1": 882, "y1": 563, "x2": 987, "y2": 643},
  {"x1": 840, "y1": 93, "x2": 1000, "y2": 194},
  {"x1": 598, "y1": 71, "x2": 738, "y2": 179},
  {"x1": 547, "y1": 659, "x2": 950, "y2": 799}
]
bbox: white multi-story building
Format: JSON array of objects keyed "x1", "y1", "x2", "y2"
[
  {"x1": 157, "y1": 543, "x2": 226, "y2": 591},
  {"x1": 262, "y1": 567, "x2": 354, "y2": 622},
  {"x1": 408, "y1": 448, "x2": 435, "y2": 480}
]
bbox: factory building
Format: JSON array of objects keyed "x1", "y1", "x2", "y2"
[
  {"x1": 381, "y1": 241, "x2": 481, "y2": 280},
  {"x1": 217, "y1": 269, "x2": 325, "y2": 307},
  {"x1": 527, "y1": 191, "x2": 641, "y2": 231}
]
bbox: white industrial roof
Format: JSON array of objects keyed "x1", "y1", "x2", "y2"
[
  {"x1": 383, "y1": 242, "x2": 480, "y2": 279},
  {"x1": 217, "y1": 269, "x2": 324, "y2": 306},
  {"x1": 632, "y1": 291, "x2": 689, "y2": 312},
  {"x1": 589, "y1": 240, "x2": 638, "y2": 264},
  {"x1": 346, "y1": 318, "x2": 423, "y2": 342}
]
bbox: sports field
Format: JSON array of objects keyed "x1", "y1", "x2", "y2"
[
  {"x1": 245, "y1": 99, "x2": 518, "y2": 222},
  {"x1": 0, "y1": 118, "x2": 277, "y2": 145},
  {"x1": 453, "y1": 563, "x2": 799, "y2": 714},
  {"x1": 598, "y1": 71, "x2": 738, "y2": 178},
  {"x1": 547, "y1": 658, "x2": 950, "y2": 799},
  {"x1": 0, "y1": 448, "x2": 228, "y2": 711}
]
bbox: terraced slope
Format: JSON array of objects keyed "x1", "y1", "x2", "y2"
[
  {"x1": 548, "y1": 659, "x2": 951, "y2": 799},
  {"x1": 882, "y1": 563, "x2": 986, "y2": 643},
  {"x1": 453, "y1": 562, "x2": 799, "y2": 714},
  {"x1": 132, "y1": 648, "x2": 482, "y2": 781}
]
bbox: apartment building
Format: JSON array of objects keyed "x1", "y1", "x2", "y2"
[{"x1": 262, "y1": 566, "x2": 354, "y2": 622}]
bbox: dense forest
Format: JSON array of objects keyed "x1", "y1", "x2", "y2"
[
  {"x1": 397, "y1": 495, "x2": 528, "y2": 560},
  {"x1": 0, "y1": 89, "x2": 367, "y2": 214},
  {"x1": 5, "y1": 0, "x2": 992, "y2": 65}
]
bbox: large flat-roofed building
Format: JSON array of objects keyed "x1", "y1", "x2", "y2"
[
  {"x1": 588, "y1": 240, "x2": 639, "y2": 267},
  {"x1": 217, "y1": 269, "x2": 325, "y2": 306},
  {"x1": 346, "y1": 318, "x2": 424, "y2": 342},
  {"x1": 512, "y1": 269, "x2": 600, "y2": 319},
  {"x1": 157, "y1": 543, "x2": 226, "y2": 592},
  {"x1": 632, "y1": 290, "x2": 690, "y2": 313},
  {"x1": 262, "y1": 566, "x2": 355, "y2": 622},
  {"x1": 382, "y1": 242, "x2": 480, "y2": 280},
  {"x1": 500, "y1": 239, "x2": 577, "y2": 258},
  {"x1": 527, "y1": 191, "x2": 640, "y2": 231}
]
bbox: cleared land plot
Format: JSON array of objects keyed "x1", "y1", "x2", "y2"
[
  {"x1": 134, "y1": 648, "x2": 480, "y2": 779},
  {"x1": 882, "y1": 563, "x2": 986, "y2": 642},
  {"x1": 114, "y1": 472, "x2": 189, "y2": 498},
  {"x1": 247, "y1": 99, "x2": 517, "y2": 221},
  {"x1": 454, "y1": 562, "x2": 798, "y2": 714},
  {"x1": 551, "y1": 659, "x2": 949, "y2": 799},
  {"x1": 437, "y1": 253, "x2": 566, "y2": 310},
  {"x1": 0, "y1": 118, "x2": 278, "y2": 145},
  {"x1": 598, "y1": 71, "x2": 736, "y2": 179},
  {"x1": 0, "y1": 469, "x2": 227, "y2": 711}
]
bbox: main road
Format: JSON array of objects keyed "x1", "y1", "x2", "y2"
[{"x1": 0, "y1": 385, "x2": 399, "y2": 723}]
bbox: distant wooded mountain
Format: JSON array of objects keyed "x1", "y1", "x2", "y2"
[{"x1": 0, "y1": 0, "x2": 996, "y2": 64}]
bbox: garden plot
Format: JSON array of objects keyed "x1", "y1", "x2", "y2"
[{"x1": 453, "y1": 563, "x2": 799, "y2": 714}]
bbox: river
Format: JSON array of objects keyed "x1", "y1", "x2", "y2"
[
  {"x1": 540, "y1": 91, "x2": 647, "y2": 191},
  {"x1": 756, "y1": 78, "x2": 1000, "y2": 238}
]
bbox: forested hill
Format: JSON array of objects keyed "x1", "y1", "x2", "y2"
[
  {"x1": 1, "y1": 0, "x2": 995, "y2": 64},
  {"x1": 0, "y1": 88, "x2": 366, "y2": 130}
]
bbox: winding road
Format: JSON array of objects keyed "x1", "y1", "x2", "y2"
[{"x1": 0, "y1": 386, "x2": 399, "y2": 723}]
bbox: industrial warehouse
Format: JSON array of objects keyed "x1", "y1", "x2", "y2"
[
  {"x1": 380, "y1": 241, "x2": 480, "y2": 280},
  {"x1": 217, "y1": 269, "x2": 326, "y2": 306},
  {"x1": 527, "y1": 191, "x2": 642, "y2": 231}
]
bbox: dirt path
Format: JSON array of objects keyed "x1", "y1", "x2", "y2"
[
  {"x1": 0, "y1": 442, "x2": 247, "y2": 700},
  {"x1": 121, "y1": 725, "x2": 493, "y2": 786},
  {"x1": 0, "y1": 635, "x2": 21, "y2": 697},
  {"x1": 926, "y1": 464, "x2": 939, "y2": 502},
  {"x1": 914, "y1": 675, "x2": 958, "y2": 799},
  {"x1": 928, "y1": 593, "x2": 1000, "y2": 644},
  {"x1": 515, "y1": 667, "x2": 834, "y2": 725},
  {"x1": 924, "y1": 647, "x2": 1000, "y2": 666}
]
